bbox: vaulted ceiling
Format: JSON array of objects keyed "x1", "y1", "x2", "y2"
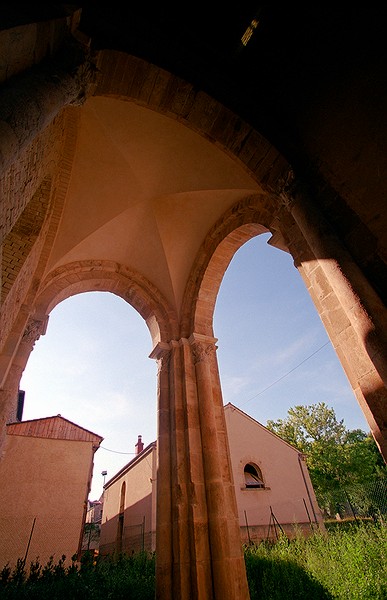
[
  {"x1": 76, "y1": 3, "x2": 385, "y2": 170},
  {"x1": 2, "y1": 3, "x2": 386, "y2": 302}
]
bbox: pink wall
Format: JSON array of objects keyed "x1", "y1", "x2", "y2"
[
  {"x1": 0, "y1": 434, "x2": 95, "y2": 568},
  {"x1": 100, "y1": 445, "x2": 157, "y2": 555},
  {"x1": 224, "y1": 404, "x2": 324, "y2": 540}
]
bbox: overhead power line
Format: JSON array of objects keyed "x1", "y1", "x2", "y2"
[
  {"x1": 100, "y1": 447, "x2": 136, "y2": 454},
  {"x1": 241, "y1": 341, "x2": 331, "y2": 406},
  {"x1": 99, "y1": 341, "x2": 331, "y2": 454}
]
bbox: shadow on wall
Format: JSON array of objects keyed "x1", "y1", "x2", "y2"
[{"x1": 100, "y1": 492, "x2": 153, "y2": 557}]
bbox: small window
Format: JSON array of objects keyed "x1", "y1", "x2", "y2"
[
  {"x1": 244, "y1": 463, "x2": 265, "y2": 488},
  {"x1": 119, "y1": 481, "x2": 126, "y2": 514}
]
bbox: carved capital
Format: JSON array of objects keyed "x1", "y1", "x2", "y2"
[
  {"x1": 278, "y1": 171, "x2": 313, "y2": 215},
  {"x1": 277, "y1": 168, "x2": 296, "y2": 210},
  {"x1": 22, "y1": 317, "x2": 48, "y2": 346},
  {"x1": 157, "y1": 352, "x2": 172, "y2": 375},
  {"x1": 188, "y1": 333, "x2": 218, "y2": 365}
]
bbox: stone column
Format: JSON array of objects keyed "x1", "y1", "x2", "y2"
[
  {"x1": 152, "y1": 339, "x2": 213, "y2": 600},
  {"x1": 151, "y1": 343, "x2": 173, "y2": 598},
  {"x1": 0, "y1": 316, "x2": 48, "y2": 454},
  {"x1": 189, "y1": 333, "x2": 250, "y2": 600},
  {"x1": 151, "y1": 337, "x2": 250, "y2": 600},
  {"x1": 283, "y1": 187, "x2": 387, "y2": 459}
]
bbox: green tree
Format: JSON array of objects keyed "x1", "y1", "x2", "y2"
[{"x1": 266, "y1": 402, "x2": 386, "y2": 515}]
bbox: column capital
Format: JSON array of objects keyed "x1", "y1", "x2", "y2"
[
  {"x1": 188, "y1": 333, "x2": 218, "y2": 347},
  {"x1": 188, "y1": 333, "x2": 218, "y2": 365},
  {"x1": 277, "y1": 169, "x2": 312, "y2": 213},
  {"x1": 22, "y1": 316, "x2": 48, "y2": 347},
  {"x1": 277, "y1": 167, "x2": 295, "y2": 208}
]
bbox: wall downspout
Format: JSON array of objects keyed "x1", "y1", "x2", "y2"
[{"x1": 298, "y1": 453, "x2": 318, "y2": 525}]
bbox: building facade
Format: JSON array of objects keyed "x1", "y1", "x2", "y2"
[
  {"x1": 224, "y1": 403, "x2": 324, "y2": 542},
  {"x1": 99, "y1": 436, "x2": 157, "y2": 556},
  {"x1": 100, "y1": 406, "x2": 323, "y2": 555},
  {"x1": 0, "y1": 415, "x2": 102, "y2": 569}
]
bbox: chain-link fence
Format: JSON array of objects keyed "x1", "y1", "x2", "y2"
[
  {"x1": 318, "y1": 477, "x2": 387, "y2": 521},
  {"x1": 98, "y1": 518, "x2": 155, "y2": 558},
  {"x1": 239, "y1": 495, "x2": 323, "y2": 545},
  {"x1": 0, "y1": 515, "x2": 82, "y2": 571},
  {"x1": 81, "y1": 523, "x2": 101, "y2": 554},
  {"x1": 4, "y1": 480, "x2": 384, "y2": 570}
]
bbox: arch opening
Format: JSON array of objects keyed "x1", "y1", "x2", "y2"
[
  {"x1": 205, "y1": 229, "x2": 370, "y2": 433},
  {"x1": 20, "y1": 290, "x2": 159, "y2": 501}
]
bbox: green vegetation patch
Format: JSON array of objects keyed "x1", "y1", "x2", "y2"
[{"x1": 1, "y1": 522, "x2": 385, "y2": 599}]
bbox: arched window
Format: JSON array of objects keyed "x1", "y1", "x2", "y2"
[
  {"x1": 116, "y1": 481, "x2": 126, "y2": 553},
  {"x1": 244, "y1": 463, "x2": 265, "y2": 488},
  {"x1": 119, "y1": 481, "x2": 126, "y2": 514}
]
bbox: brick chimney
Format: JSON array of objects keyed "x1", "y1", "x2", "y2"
[{"x1": 135, "y1": 435, "x2": 144, "y2": 455}]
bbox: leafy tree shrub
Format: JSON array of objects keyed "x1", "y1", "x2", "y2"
[
  {"x1": 0, "y1": 551, "x2": 156, "y2": 600},
  {"x1": 266, "y1": 402, "x2": 387, "y2": 516}
]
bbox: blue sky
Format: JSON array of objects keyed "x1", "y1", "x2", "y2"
[{"x1": 20, "y1": 233, "x2": 369, "y2": 499}]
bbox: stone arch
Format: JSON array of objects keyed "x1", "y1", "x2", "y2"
[
  {"x1": 1, "y1": 259, "x2": 178, "y2": 418},
  {"x1": 0, "y1": 32, "x2": 386, "y2": 599},
  {"x1": 180, "y1": 192, "x2": 387, "y2": 460},
  {"x1": 0, "y1": 258, "x2": 177, "y2": 442},
  {"x1": 32, "y1": 260, "x2": 179, "y2": 348},
  {"x1": 180, "y1": 193, "x2": 280, "y2": 338}
]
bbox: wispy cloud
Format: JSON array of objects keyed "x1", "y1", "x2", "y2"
[
  {"x1": 221, "y1": 375, "x2": 251, "y2": 400},
  {"x1": 245, "y1": 329, "x2": 325, "y2": 379}
]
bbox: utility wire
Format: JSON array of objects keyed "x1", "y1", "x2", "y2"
[
  {"x1": 99, "y1": 341, "x2": 331, "y2": 454},
  {"x1": 241, "y1": 341, "x2": 330, "y2": 407},
  {"x1": 100, "y1": 447, "x2": 136, "y2": 454}
]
